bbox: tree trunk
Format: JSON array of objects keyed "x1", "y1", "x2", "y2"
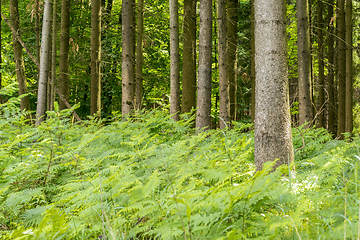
[
  {"x1": 91, "y1": 0, "x2": 101, "y2": 116},
  {"x1": 122, "y1": 0, "x2": 135, "y2": 117},
  {"x1": 296, "y1": 0, "x2": 313, "y2": 127},
  {"x1": 327, "y1": 0, "x2": 336, "y2": 135},
  {"x1": 251, "y1": 0, "x2": 255, "y2": 123},
  {"x1": 10, "y1": 0, "x2": 30, "y2": 112},
  {"x1": 36, "y1": 0, "x2": 52, "y2": 126},
  {"x1": 170, "y1": 0, "x2": 180, "y2": 121},
  {"x1": 135, "y1": 0, "x2": 144, "y2": 111},
  {"x1": 35, "y1": 0, "x2": 40, "y2": 63},
  {"x1": 181, "y1": 0, "x2": 197, "y2": 114},
  {"x1": 47, "y1": 0, "x2": 57, "y2": 112},
  {"x1": 227, "y1": 0, "x2": 238, "y2": 123},
  {"x1": 59, "y1": 0, "x2": 70, "y2": 110},
  {"x1": 217, "y1": 0, "x2": 229, "y2": 129},
  {"x1": 196, "y1": 0, "x2": 212, "y2": 131},
  {"x1": 345, "y1": 0, "x2": 353, "y2": 133},
  {"x1": 337, "y1": 0, "x2": 346, "y2": 137},
  {"x1": 254, "y1": 0, "x2": 294, "y2": 170},
  {"x1": 317, "y1": 0, "x2": 324, "y2": 128}
]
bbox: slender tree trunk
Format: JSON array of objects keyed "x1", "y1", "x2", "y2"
[
  {"x1": 327, "y1": 0, "x2": 336, "y2": 135},
  {"x1": 297, "y1": 0, "x2": 313, "y2": 127},
  {"x1": 345, "y1": 0, "x2": 353, "y2": 133},
  {"x1": 217, "y1": 0, "x2": 229, "y2": 129},
  {"x1": 47, "y1": 0, "x2": 57, "y2": 112},
  {"x1": 170, "y1": 0, "x2": 180, "y2": 121},
  {"x1": 196, "y1": 0, "x2": 212, "y2": 131},
  {"x1": 181, "y1": 0, "x2": 197, "y2": 114},
  {"x1": 135, "y1": 0, "x2": 144, "y2": 110},
  {"x1": 317, "y1": 0, "x2": 324, "y2": 128},
  {"x1": 91, "y1": 0, "x2": 101, "y2": 116},
  {"x1": 337, "y1": 0, "x2": 346, "y2": 137},
  {"x1": 36, "y1": 0, "x2": 52, "y2": 126},
  {"x1": 10, "y1": 0, "x2": 30, "y2": 112},
  {"x1": 227, "y1": 0, "x2": 238, "y2": 122},
  {"x1": 122, "y1": 0, "x2": 135, "y2": 117},
  {"x1": 254, "y1": 0, "x2": 294, "y2": 170},
  {"x1": 59, "y1": 0, "x2": 70, "y2": 110},
  {"x1": 251, "y1": 0, "x2": 255, "y2": 123},
  {"x1": 35, "y1": 0, "x2": 40, "y2": 63}
]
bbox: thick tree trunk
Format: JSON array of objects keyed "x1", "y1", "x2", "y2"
[
  {"x1": 122, "y1": 0, "x2": 135, "y2": 117},
  {"x1": 36, "y1": 0, "x2": 52, "y2": 126},
  {"x1": 327, "y1": 0, "x2": 336, "y2": 135},
  {"x1": 48, "y1": 0, "x2": 57, "y2": 112},
  {"x1": 196, "y1": 0, "x2": 212, "y2": 131},
  {"x1": 135, "y1": 0, "x2": 144, "y2": 111},
  {"x1": 59, "y1": 0, "x2": 70, "y2": 110},
  {"x1": 181, "y1": 0, "x2": 197, "y2": 114},
  {"x1": 317, "y1": 0, "x2": 324, "y2": 128},
  {"x1": 251, "y1": 0, "x2": 255, "y2": 123},
  {"x1": 10, "y1": 0, "x2": 30, "y2": 112},
  {"x1": 296, "y1": 0, "x2": 313, "y2": 127},
  {"x1": 91, "y1": 0, "x2": 101, "y2": 116},
  {"x1": 345, "y1": 0, "x2": 353, "y2": 133},
  {"x1": 337, "y1": 0, "x2": 346, "y2": 137},
  {"x1": 217, "y1": 0, "x2": 229, "y2": 129},
  {"x1": 170, "y1": 0, "x2": 180, "y2": 121},
  {"x1": 227, "y1": 0, "x2": 238, "y2": 122},
  {"x1": 254, "y1": 0, "x2": 294, "y2": 170}
]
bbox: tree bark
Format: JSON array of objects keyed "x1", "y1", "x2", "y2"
[
  {"x1": 345, "y1": 0, "x2": 353, "y2": 133},
  {"x1": 227, "y1": 0, "x2": 238, "y2": 122},
  {"x1": 251, "y1": 0, "x2": 255, "y2": 123},
  {"x1": 135, "y1": 0, "x2": 144, "y2": 111},
  {"x1": 181, "y1": 0, "x2": 197, "y2": 114},
  {"x1": 217, "y1": 0, "x2": 229, "y2": 129},
  {"x1": 337, "y1": 0, "x2": 346, "y2": 137},
  {"x1": 48, "y1": 0, "x2": 57, "y2": 112},
  {"x1": 91, "y1": 0, "x2": 101, "y2": 116},
  {"x1": 296, "y1": 0, "x2": 313, "y2": 127},
  {"x1": 170, "y1": 0, "x2": 180, "y2": 121},
  {"x1": 10, "y1": 0, "x2": 30, "y2": 112},
  {"x1": 35, "y1": 0, "x2": 40, "y2": 63},
  {"x1": 254, "y1": 0, "x2": 294, "y2": 170},
  {"x1": 122, "y1": 0, "x2": 135, "y2": 117},
  {"x1": 327, "y1": 0, "x2": 336, "y2": 135},
  {"x1": 36, "y1": 0, "x2": 52, "y2": 126},
  {"x1": 196, "y1": 0, "x2": 212, "y2": 132},
  {"x1": 59, "y1": 0, "x2": 70, "y2": 110},
  {"x1": 317, "y1": 0, "x2": 324, "y2": 128}
]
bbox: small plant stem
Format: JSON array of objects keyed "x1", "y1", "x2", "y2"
[
  {"x1": 98, "y1": 167, "x2": 106, "y2": 239},
  {"x1": 344, "y1": 169, "x2": 347, "y2": 240},
  {"x1": 288, "y1": 214, "x2": 301, "y2": 240}
]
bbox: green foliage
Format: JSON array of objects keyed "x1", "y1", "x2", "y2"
[{"x1": 2, "y1": 93, "x2": 360, "y2": 239}]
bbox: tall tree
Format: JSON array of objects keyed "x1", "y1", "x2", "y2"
[
  {"x1": 345, "y1": 0, "x2": 353, "y2": 133},
  {"x1": 122, "y1": 0, "x2": 135, "y2": 117},
  {"x1": 227, "y1": 0, "x2": 238, "y2": 122},
  {"x1": 135, "y1": 0, "x2": 144, "y2": 110},
  {"x1": 327, "y1": 0, "x2": 336, "y2": 135},
  {"x1": 48, "y1": 0, "x2": 57, "y2": 112},
  {"x1": 59, "y1": 0, "x2": 70, "y2": 110},
  {"x1": 10, "y1": 0, "x2": 30, "y2": 112},
  {"x1": 317, "y1": 0, "x2": 324, "y2": 127},
  {"x1": 35, "y1": 0, "x2": 40, "y2": 63},
  {"x1": 36, "y1": 0, "x2": 52, "y2": 126},
  {"x1": 251, "y1": 0, "x2": 255, "y2": 123},
  {"x1": 169, "y1": 0, "x2": 180, "y2": 120},
  {"x1": 337, "y1": 0, "x2": 346, "y2": 137},
  {"x1": 181, "y1": 0, "x2": 197, "y2": 114},
  {"x1": 196, "y1": 0, "x2": 212, "y2": 131},
  {"x1": 297, "y1": 0, "x2": 313, "y2": 127},
  {"x1": 217, "y1": 0, "x2": 229, "y2": 129},
  {"x1": 91, "y1": 0, "x2": 101, "y2": 116},
  {"x1": 254, "y1": 0, "x2": 294, "y2": 170}
]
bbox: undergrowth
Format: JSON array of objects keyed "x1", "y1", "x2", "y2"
[{"x1": 1, "y1": 88, "x2": 360, "y2": 239}]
